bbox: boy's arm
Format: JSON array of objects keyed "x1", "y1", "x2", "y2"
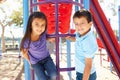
[
  {"x1": 82, "y1": 58, "x2": 92, "y2": 80},
  {"x1": 47, "y1": 35, "x2": 76, "y2": 42},
  {"x1": 47, "y1": 37, "x2": 55, "y2": 42},
  {"x1": 66, "y1": 36, "x2": 76, "y2": 42}
]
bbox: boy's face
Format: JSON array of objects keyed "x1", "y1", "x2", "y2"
[{"x1": 73, "y1": 17, "x2": 92, "y2": 36}]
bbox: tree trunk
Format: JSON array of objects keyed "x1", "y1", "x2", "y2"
[
  {"x1": 1, "y1": 26, "x2": 6, "y2": 52},
  {"x1": 10, "y1": 30, "x2": 15, "y2": 49}
]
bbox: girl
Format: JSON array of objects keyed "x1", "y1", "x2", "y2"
[{"x1": 20, "y1": 12, "x2": 57, "y2": 80}]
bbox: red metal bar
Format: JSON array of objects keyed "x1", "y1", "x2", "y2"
[{"x1": 90, "y1": 0, "x2": 120, "y2": 77}]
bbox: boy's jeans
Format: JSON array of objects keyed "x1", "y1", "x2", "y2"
[
  {"x1": 32, "y1": 56, "x2": 57, "y2": 80},
  {"x1": 76, "y1": 71, "x2": 97, "y2": 80}
]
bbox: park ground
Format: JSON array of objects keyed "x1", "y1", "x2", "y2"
[{"x1": 0, "y1": 49, "x2": 119, "y2": 80}]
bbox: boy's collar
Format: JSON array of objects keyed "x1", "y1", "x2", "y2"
[{"x1": 77, "y1": 29, "x2": 92, "y2": 39}]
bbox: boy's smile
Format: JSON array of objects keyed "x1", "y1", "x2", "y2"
[{"x1": 73, "y1": 17, "x2": 92, "y2": 36}]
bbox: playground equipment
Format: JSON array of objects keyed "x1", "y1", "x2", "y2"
[
  {"x1": 23, "y1": 0, "x2": 120, "y2": 80},
  {"x1": 118, "y1": 5, "x2": 120, "y2": 74},
  {"x1": 0, "y1": 39, "x2": 2, "y2": 60},
  {"x1": 90, "y1": 0, "x2": 120, "y2": 77}
]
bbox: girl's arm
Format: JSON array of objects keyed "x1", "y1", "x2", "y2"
[
  {"x1": 82, "y1": 58, "x2": 92, "y2": 80},
  {"x1": 21, "y1": 49, "x2": 31, "y2": 64}
]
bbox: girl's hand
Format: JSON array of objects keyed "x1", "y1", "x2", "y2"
[
  {"x1": 21, "y1": 49, "x2": 30, "y2": 63},
  {"x1": 22, "y1": 49, "x2": 33, "y2": 69},
  {"x1": 22, "y1": 49, "x2": 28, "y2": 55},
  {"x1": 29, "y1": 62, "x2": 33, "y2": 69}
]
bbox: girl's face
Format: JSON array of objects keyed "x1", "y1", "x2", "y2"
[
  {"x1": 31, "y1": 18, "x2": 46, "y2": 36},
  {"x1": 73, "y1": 17, "x2": 92, "y2": 36}
]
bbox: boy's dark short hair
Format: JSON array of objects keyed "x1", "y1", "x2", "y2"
[{"x1": 73, "y1": 9, "x2": 92, "y2": 23}]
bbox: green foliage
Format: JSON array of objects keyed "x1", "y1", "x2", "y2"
[{"x1": 10, "y1": 7, "x2": 23, "y2": 27}]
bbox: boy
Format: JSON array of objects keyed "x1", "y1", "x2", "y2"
[{"x1": 67, "y1": 9, "x2": 98, "y2": 80}]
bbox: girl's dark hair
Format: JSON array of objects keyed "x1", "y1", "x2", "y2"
[
  {"x1": 20, "y1": 12, "x2": 47, "y2": 51},
  {"x1": 73, "y1": 9, "x2": 92, "y2": 23}
]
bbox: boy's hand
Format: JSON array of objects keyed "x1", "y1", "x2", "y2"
[
  {"x1": 65, "y1": 36, "x2": 72, "y2": 40},
  {"x1": 65, "y1": 36, "x2": 76, "y2": 41},
  {"x1": 82, "y1": 58, "x2": 92, "y2": 80},
  {"x1": 47, "y1": 38, "x2": 55, "y2": 42}
]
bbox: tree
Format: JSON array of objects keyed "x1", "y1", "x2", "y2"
[
  {"x1": 0, "y1": 0, "x2": 6, "y2": 3},
  {"x1": 0, "y1": 7, "x2": 12, "y2": 52},
  {"x1": 9, "y1": 7, "x2": 23, "y2": 50},
  {"x1": 0, "y1": 0, "x2": 22, "y2": 52},
  {"x1": 10, "y1": 7, "x2": 23, "y2": 27}
]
